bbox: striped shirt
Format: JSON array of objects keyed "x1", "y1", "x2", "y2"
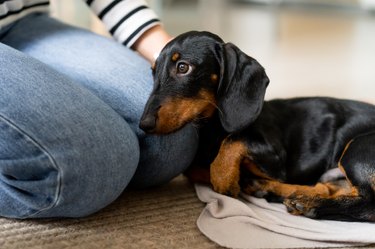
[{"x1": 0, "y1": 0, "x2": 161, "y2": 47}]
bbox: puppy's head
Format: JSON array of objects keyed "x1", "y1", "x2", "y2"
[{"x1": 139, "y1": 31, "x2": 269, "y2": 134}]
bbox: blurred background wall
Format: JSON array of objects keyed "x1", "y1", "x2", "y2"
[{"x1": 50, "y1": 0, "x2": 375, "y2": 102}]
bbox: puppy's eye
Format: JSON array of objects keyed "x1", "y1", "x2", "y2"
[{"x1": 177, "y1": 62, "x2": 191, "y2": 75}]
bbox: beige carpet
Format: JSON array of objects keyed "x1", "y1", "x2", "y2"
[
  {"x1": 2, "y1": 176, "x2": 375, "y2": 249},
  {"x1": 0, "y1": 176, "x2": 222, "y2": 249}
]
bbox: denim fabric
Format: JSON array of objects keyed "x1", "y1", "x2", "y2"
[{"x1": 0, "y1": 14, "x2": 198, "y2": 218}]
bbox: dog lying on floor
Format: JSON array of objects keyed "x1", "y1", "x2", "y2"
[{"x1": 139, "y1": 31, "x2": 375, "y2": 222}]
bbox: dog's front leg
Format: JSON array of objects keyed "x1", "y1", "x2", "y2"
[{"x1": 210, "y1": 138, "x2": 248, "y2": 197}]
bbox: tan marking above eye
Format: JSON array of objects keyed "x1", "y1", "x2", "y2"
[
  {"x1": 211, "y1": 74, "x2": 218, "y2": 83},
  {"x1": 171, "y1": 53, "x2": 180, "y2": 62}
]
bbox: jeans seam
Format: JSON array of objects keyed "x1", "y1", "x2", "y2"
[{"x1": 0, "y1": 114, "x2": 62, "y2": 218}]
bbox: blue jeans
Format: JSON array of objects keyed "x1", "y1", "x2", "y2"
[{"x1": 0, "y1": 14, "x2": 198, "y2": 218}]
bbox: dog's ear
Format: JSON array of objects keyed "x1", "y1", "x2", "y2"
[{"x1": 216, "y1": 43, "x2": 269, "y2": 133}]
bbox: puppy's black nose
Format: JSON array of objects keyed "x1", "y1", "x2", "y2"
[{"x1": 139, "y1": 115, "x2": 157, "y2": 133}]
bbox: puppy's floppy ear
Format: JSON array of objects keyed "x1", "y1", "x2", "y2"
[{"x1": 216, "y1": 43, "x2": 269, "y2": 133}]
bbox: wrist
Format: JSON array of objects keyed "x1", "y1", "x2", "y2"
[{"x1": 132, "y1": 25, "x2": 172, "y2": 64}]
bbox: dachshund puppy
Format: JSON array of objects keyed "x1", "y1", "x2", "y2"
[{"x1": 139, "y1": 31, "x2": 375, "y2": 222}]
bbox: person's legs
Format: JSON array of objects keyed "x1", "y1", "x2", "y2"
[
  {"x1": 0, "y1": 42, "x2": 139, "y2": 218},
  {"x1": 1, "y1": 13, "x2": 199, "y2": 188}
]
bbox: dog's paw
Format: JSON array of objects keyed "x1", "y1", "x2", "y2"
[
  {"x1": 242, "y1": 179, "x2": 284, "y2": 202},
  {"x1": 211, "y1": 178, "x2": 241, "y2": 197},
  {"x1": 243, "y1": 179, "x2": 268, "y2": 197},
  {"x1": 210, "y1": 159, "x2": 241, "y2": 197},
  {"x1": 284, "y1": 196, "x2": 317, "y2": 218}
]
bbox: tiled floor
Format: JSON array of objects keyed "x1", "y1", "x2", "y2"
[{"x1": 51, "y1": 0, "x2": 375, "y2": 102}]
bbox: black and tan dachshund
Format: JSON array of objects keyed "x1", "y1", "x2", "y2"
[{"x1": 139, "y1": 31, "x2": 375, "y2": 222}]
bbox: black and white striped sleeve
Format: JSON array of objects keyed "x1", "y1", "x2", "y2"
[
  {"x1": 0, "y1": 0, "x2": 50, "y2": 30},
  {"x1": 86, "y1": 0, "x2": 161, "y2": 48}
]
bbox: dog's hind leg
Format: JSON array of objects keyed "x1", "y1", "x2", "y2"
[{"x1": 285, "y1": 132, "x2": 375, "y2": 221}]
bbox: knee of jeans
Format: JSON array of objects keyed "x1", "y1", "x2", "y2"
[
  {"x1": 0, "y1": 117, "x2": 140, "y2": 218},
  {"x1": 130, "y1": 124, "x2": 199, "y2": 189},
  {"x1": 42, "y1": 123, "x2": 140, "y2": 218}
]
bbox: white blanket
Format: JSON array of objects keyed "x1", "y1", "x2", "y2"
[{"x1": 195, "y1": 184, "x2": 375, "y2": 249}]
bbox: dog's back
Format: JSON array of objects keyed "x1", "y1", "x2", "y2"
[{"x1": 241, "y1": 97, "x2": 375, "y2": 184}]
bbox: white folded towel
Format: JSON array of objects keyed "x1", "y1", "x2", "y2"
[{"x1": 195, "y1": 184, "x2": 375, "y2": 249}]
